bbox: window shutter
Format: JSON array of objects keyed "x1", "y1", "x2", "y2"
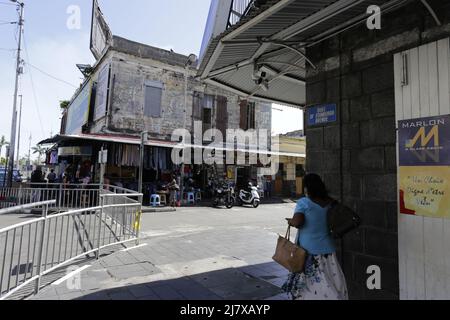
[
  {"x1": 192, "y1": 92, "x2": 203, "y2": 120},
  {"x1": 248, "y1": 102, "x2": 256, "y2": 129},
  {"x1": 240, "y1": 100, "x2": 248, "y2": 130},
  {"x1": 144, "y1": 84, "x2": 162, "y2": 117},
  {"x1": 216, "y1": 96, "x2": 228, "y2": 135}
]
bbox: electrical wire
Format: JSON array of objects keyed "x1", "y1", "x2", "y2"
[
  {"x1": 22, "y1": 31, "x2": 45, "y2": 137},
  {"x1": 25, "y1": 62, "x2": 78, "y2": 89}
]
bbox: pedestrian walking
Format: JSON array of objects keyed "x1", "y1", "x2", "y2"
[
  {"x1": 30, "y1": 167, "x2": 44, "y2": 202},
  {"x1": 46, "y1": 169, "x2": 57, "y2": 184},
  {"x1": 167, "y1": 174, "x2": 179, "y2": 207},
  {"x1": 282, "y1": 173, "x2": 348, "y2": 300}
]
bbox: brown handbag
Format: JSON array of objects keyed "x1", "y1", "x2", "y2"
[{"x1": 272, "y1": 226, "x2": 307, "y2": 273}]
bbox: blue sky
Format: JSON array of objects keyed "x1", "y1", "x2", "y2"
[{"x1": 0, "y1": 0, "x2": 302, "y2": 160}]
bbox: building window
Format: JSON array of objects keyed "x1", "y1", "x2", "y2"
[
  {"x1": 216, "y1": 96, "x2": 228, "y2": 136},
  {"x1": 144, "y1": 81, "x2": 163, "y2": 117},
  {"x1": 192, "y1": 91, "x2": 203, "y2": 120},
  {"x1": 203, "y1": 94, "x2": 215, "y2": 134},
  {"x1": 247, "y1": 102, "x2": 256, "y2": 129},
  {"x1": 296, "y1": 164, "x2": 305, "y2": 178}
]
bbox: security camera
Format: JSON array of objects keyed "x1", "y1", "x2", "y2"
[
  {"x1": 252, "y1": 64, "x2": 267, "y2": 81},
  {"x1": 261, "y1": 79, "x2": 269, "y2": 92}
]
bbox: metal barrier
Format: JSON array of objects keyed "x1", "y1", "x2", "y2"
[
  {"x1": 0, "y1": 183, "x2": 139, "y2": 211},
  {"x1": 0, "y1": 187, "x2": 143, "y2": 300}
]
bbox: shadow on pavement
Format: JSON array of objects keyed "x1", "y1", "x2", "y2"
[{"x1": 73, "y1": 262, "x2": 288, "y2": 301}]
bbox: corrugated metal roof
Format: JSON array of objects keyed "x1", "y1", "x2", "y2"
[
  {"x1": 39, "y1": 134, "x2": 304, "y2": 158},
  {"x1": 198, "y1": 0, "x2": 411, "y2": 107},
  {"x1": 39, "y1": 134, "x2": 178, "y2": 149}
]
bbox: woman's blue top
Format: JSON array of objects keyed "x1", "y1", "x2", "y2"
[{"x1": 294, "y1": 197, "x2": 336, "y2": 255}]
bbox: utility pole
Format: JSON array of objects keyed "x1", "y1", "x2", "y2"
[
  {"x1": 7, "y1": 0, "x2": 25, "y2": 187},
  {"x1": 180, "y1": 54, "x2": 197, "y2": 202},
  {"x1": 138, "y1": 131, "x2": 148, "y2": 196},
  {"x1": 27, "y1": 133, "x2": 31, "y2": 180},
  {"x1": 16, "y1": 95, "x2": 23, "y2": 167}
]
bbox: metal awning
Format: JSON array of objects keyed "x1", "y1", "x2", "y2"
[
  {"x1": 39, "y1": 134, "x2": 305, "y2": 159},
  {"x1": 38, "y1": 134, "x2": 178, "y2": 149},
  {"x1": 198, "y1": 0, "x2": 412, "y2": 107}
]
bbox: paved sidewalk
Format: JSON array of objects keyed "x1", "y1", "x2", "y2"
[{"x1": 32, "y1": 204, "x2": 296, "y2": 301}]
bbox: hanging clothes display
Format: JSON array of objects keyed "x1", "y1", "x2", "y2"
[
  {"x1": 108, "y1": 144, "x2": 139, "y2": 167},
  {"x1": 49, "y1": 151, "x2": 58, "y2": 164}
]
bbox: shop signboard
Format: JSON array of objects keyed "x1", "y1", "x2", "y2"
[
  {"x1": 398, "y1": 115, "x2": 450, "y2": 218},
  {"x1": 90, "y1": 0, "x2": 112, "y2": 59},
  {"x1": 65, "y1": 80, "x2": 93, "y2": 135},
  {"x1": 58, "y1": 146, "x2": 93, "y2": 157},
  {"x1": 307, "y1": 104, "x2": 337, "y2": 126},
  {"x1": 94, "y1": 63, "x2": 110, "y2": 121}
]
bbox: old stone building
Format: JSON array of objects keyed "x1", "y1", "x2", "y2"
[
  {"x1": 63, "y1": 35, "x2": 272, "y2": 142},
  {"x1": 52, "y1": 34, "x2": 273, "y2": 193}
]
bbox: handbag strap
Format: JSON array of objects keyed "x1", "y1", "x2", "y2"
[{"x1": 285, "y1": 226, "x2": 291, "y2": 240}]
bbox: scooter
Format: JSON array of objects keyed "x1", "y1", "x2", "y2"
[
  {"x1": 237, "y1": 183, "x2": 260, "y2": 208},
  {"x1": 212, "y1": 182, "x2": 235, "y2": 209}
]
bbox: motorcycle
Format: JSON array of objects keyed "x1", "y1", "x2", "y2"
[
  {"x1": 212, "y1": 182, "x2": 235, "y2": 209},
  {"x1": 237, "y1": 183, "x2": 261, "y2": 208}
]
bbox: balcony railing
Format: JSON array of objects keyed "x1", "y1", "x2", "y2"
[{"x1": 228, "y1": 0, "x2": 255, "y2": 28}]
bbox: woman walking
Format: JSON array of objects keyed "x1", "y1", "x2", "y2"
[
  {"x1": 167, "y1": 174, "x2": 180, "y2": 207},
  {"x1": 282, "y1": 173, "x2": 348, "y2": 300}
]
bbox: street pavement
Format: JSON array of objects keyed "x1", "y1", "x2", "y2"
[
  {"x1": 0, "y1": 211, "x2": 37, "y2": 229},
  {"x1": 31, "y1": 202, "x2": 298, "y2": 300}
]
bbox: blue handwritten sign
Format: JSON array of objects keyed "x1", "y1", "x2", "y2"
[{"x1": 307, "y1": 104, "x2": 337, "y2": 126}]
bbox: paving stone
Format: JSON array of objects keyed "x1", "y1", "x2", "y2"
[
  {"x1": 77, "y1": 291, "x2": 111, "y2": 300},
  {"x1": 128, "y1": 284, "x2": 157, "y2": 298},
  {"x1": 58, "y1": 291, "x2": 85, "y2": 300},
  {"x1": 137, "y1": 292, "x2": 160, "y2": 300},
  {"x1": 30, "y1": 204, "x2": 310, "y2": 301},
  {"x1": 108, "y1": 290, "x2": 136, "y2": 300},
  {"x1": 152, "y1": 285, "x2": 185, "y2": 300},
  {"x1": 190, "y1": 269, "x2": 244, "y2": 288}
]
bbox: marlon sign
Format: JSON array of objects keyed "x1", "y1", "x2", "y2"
[
  {"x1": 398, "y1": 115, "x2": 450, "y2": 166},
  {"x1": 398, "y1": 115, "x2": 450, "y2": 219}
]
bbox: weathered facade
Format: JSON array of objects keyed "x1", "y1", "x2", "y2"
[
  {"x1": 79, "y1": 36, "x2": 272, "y2": 142},
  {"x1": 56, "y1": 35, "x2": 273, "y2": 190}
]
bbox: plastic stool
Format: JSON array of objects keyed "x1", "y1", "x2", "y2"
[
  {"x1": 150, "y1": 194, "x2": 161, "y2": 207},
  {"x1": 195, "y1": 191, "x2": 202, "y2": 202},
  {"x1": 159, "y1": 193, "x2": 167, "y2": 206},
  {"x1": 187, "y1": 192, "x2": 195, "y2": 205}
]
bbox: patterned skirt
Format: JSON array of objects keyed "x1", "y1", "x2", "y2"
[{"x1": 282, "y1": 253, "x2": 348, "y2": 300}]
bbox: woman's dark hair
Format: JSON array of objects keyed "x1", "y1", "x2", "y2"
[{"x1": 303, "y1": 174, "x2": 329, "y2": 199}]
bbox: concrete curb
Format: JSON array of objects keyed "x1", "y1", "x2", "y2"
[{"x1": 142, "y1": 207, "x2": 177, "y2": 213}]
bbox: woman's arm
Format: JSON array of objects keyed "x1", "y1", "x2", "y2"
[{"x1": 287, "y1": 213, "x2": 305, "y2": 229}]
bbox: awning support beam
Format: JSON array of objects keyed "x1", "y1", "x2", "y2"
[{"x1": 260, "y1": 40, "x2": 316, "y2": 69}]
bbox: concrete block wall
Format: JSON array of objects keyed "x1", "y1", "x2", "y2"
[{"x1": 304, "y1": 0, "x2": 450, "y2": 299}]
